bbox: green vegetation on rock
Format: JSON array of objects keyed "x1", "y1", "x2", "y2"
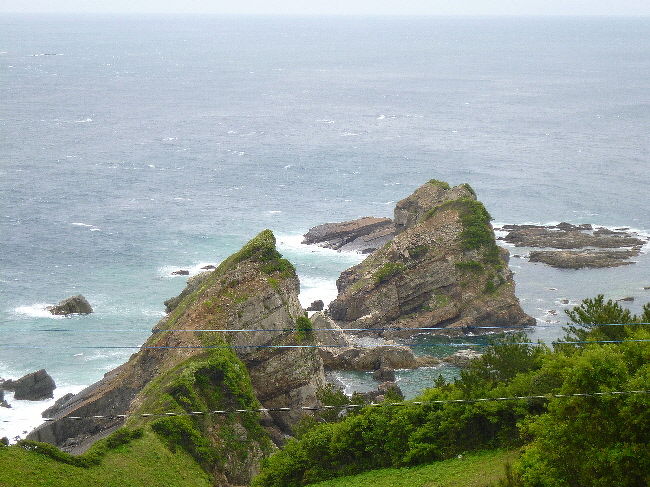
[
  {"x1": 455, "y1": 261, "x2": 484, "y2": 273},
  {"x1": 295, "y1": 316, "x2": 314, "y2": 343},
  {"x1": 132, "y1": 346, "x2": 271, "y2": 471},
  {"x1": 373, "y1": 262, "x2": 405, "y2": 284},
  {"x1": 428, "y1": 179, "x2": 451, "y2": 190}
]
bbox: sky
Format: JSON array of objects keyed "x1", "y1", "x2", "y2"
[{"x1": 2, "y1": 0, "x2": 650, "y2": 16}]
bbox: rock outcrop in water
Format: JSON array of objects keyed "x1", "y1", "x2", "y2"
[
  {"x1": 1, "y1": 369, "x2": 56, "y2": 401},
  {"x1": 497, "y1": 223, "x2": 647, "y2": 269},
  {"x1": 47, "y1": 295, "x2": 93, "y2": 315},
  {"x1": 327, "y1": 180, "x2": 534, "y2": 334},
  {"x1": 28, "y1": 231, "x2": 325, "y2": 486},
  {"x1": 302, "y1": 217, "x2": 395, "y2": 253}
]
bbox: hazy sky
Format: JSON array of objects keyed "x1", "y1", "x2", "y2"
[{"x1": 3, "y1": 0, "x2": 650, "y2": 16}]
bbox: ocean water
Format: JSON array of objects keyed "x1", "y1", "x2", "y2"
[{"x1": 1, "y1": 15, "x2": 649, "y2": 439}]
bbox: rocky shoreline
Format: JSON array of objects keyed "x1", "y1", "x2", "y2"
[{"x1": 496, "y1": 223, "x2": 647, "y2": 269}]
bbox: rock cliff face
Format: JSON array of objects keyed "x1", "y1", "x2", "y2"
[
  {"x1": 28, "y1": 230, "x2": 325, "y2": 486},
  {"x1": 328, "y1": 180, "x2": 534, "y2": 334}
]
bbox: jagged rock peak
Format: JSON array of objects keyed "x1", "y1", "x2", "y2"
[
  {"x1": 393, "y1": 180, "x2": 477, "y2": 234},
  {"x1": 28, "y1": 229, "x2": 325, "y2": 486},
  {"x1": 329, "y1": 180, "x2": 534, "y2": 334}
]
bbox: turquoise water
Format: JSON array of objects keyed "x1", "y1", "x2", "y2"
[{"x1": 1, "y1": 15, "x2": 649, "y2": 437}]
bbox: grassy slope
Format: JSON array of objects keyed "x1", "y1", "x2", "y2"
[
  {"x1": 305, "y1": 450, "x2": 518, "y2": 487},
  {"x1": 0, "y1": 431, "x2": 211, "y2": 487}
]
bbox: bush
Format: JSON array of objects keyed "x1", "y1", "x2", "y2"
[{"x1": 373, "y1": 263, "x2": 405, "y2": 284}]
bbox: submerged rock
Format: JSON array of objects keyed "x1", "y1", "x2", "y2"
[
  {"x1": 303, "y1": 217, "x2": 395, "y2": 253},
  {"x1": 529, "y1": 249, "x2": 639, "y2": 269},
  {"x1": 442, "y1": 349, "x2": 483, "y2": 368},
  {"x1": 47, "y1": 295, "x2": 93, "y2": 316},
  {"x1": 2, "y1": 369, "x2": 56, "y2": 401},
  {"x1": 502, "y1": 223, "x2": 645, "y2": 249},
  {"x1": 372, "y1": 367, "x2": 396, "y2": 382},
  {"x1": 501, "y1": 223, "x2": 646, "y2": 269},
  {"x1": 170, "y1": 269, "x2": 189, "y2": 275},
  {"x1": 0, "y1": 389, "x2": 10, "y2": 408}
]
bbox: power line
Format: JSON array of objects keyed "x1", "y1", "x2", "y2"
[
  {"x1": 2, "y1": 390, "x2": 647, "y2": 424},
  {"x1": 0, "y1": 339, "x2": 648, "y2": 350},
  {"x1": 3, "y1": 322, "x2": 649, "y2": 334}
]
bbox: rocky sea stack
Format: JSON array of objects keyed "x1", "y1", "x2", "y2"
[
  {"x1": 1, "y1": 369, "x2": 56, "y2": 401},
  {"x1": 47, "y1": 295, "x2": 93, "y2": 316},
  {"x1": 326, "y1": 180, "x2": 534, "y2": 334},
  {"x1": 29, "y1": 230, "x2": 324, "y2": 486}
]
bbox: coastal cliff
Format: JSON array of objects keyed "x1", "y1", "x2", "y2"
[
  {"x1": 327, "y1": 180, "x2": 534, "y2": 334},
  {"x1": 28, "y1": 230, "x2": 324, "y2": 485}
]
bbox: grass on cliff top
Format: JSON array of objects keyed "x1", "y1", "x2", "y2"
[
  {"x1": 0, "y1": 429, "x2": 211, "y2": 487},
  {"x1": 305, "y1": 449, "x2": 517, "y2": 487}
]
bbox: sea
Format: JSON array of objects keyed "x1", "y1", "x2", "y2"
[{"x1": 1, "y1": 14, "x2": 649, "y2": 440}]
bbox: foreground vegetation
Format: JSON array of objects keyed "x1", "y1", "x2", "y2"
[
  {"x1": 0, "y1": 430, "x2": 211, "y2": 487},
  {"x1": 253, "y1": 296, "x2": 650, "y2": 487},
  {"x1": 1, "y1": 295, "x2": 647, "y2": 487},
  {"x1": 305, "y1": 449, "x2": 518, "y2": 487}
]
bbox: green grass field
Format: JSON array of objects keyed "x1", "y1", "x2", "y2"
[
  {"x1": 0, "y1": 431, "x2": 211, "y2": 487},
  {"x1": 305, "y1": 450, "x2": 518, "y2": 487}
]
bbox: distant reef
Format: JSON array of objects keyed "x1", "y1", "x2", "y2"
[{"x1": 496, "y1": 223, "x2": 647, "y2": 269}]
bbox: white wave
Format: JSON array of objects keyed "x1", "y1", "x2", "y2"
[
  {"x1": 0, "y1": 385, "x2": 83, "y2": 442},
  {"x1": 0, "y1": 385, "x2": 84, "y2": 443},
  {"x1": 70, "y1": 222, "x2": 93, "y2": 227},
  {"x1": 298, "y1": 275, "x2": 338, "y2": 309},
  {"x1": 14, "y1": 303, "x2": 62, "y2": 319},
  {"x1": 158, "y1": 261, "x2": 218, "y2": 279},
  {"x1": 74, "y1": 117, "x2": 93, "y2": 123},
  {"x1": 276, "y1": 233, "x2": 366, "y2": 261},
  {"x1": 316, "y1": 119, "x2": 334, "y2": 124},
  {"x1": 341, "y1": 132, "x2": 359, "y2": 137},
  {"x1": 268, "y1": 210, "x2": 282, "y2": 215},
  {"x1": 377, "y1": 114, "x2": 386, "y2": 120},
  {"x1": 89, "y1": 228, "x2": 101, "y2": 232}
]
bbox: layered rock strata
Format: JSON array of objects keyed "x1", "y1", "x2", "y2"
[
  {"x1": 328, "y1": 181, "x2": 534, "y2": 335},
  {"x1": 28, "y1": 231, "x2": 325, "y2": 486},
  {"x1": 302, "y1": 217, "x2": 395, "y2": 253}
]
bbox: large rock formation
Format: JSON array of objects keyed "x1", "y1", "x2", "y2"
[
  {"x1": 47, "y1": 295, "x2": 93, "y2": 315},
  {"x1": 328, "y1": 180, "x2": 534, "y2": 334},
  {"x1": 28, "y1": 231, "x2": 325, "y2": 486},
  {"x1": 1, "y1": 369, "x2": 56, "y2": 400},
  {"x1": 302, "y1": 217, "x2": 395, "y2": 253}
]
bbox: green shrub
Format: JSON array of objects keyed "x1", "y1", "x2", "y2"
[
  {"x1": 295, "y1": 316, "x2": 313, "y2": 343},
  {"x1": 428, "y1": 179, "x2": 451, "y2": 190},
  {"x1": 373, "y1": 263, "x2": 405, "y2": 284},
  {"x1": 408, "y1": 245, "x2": 429, "y2": 259},
  {"x1": 455, "y1": 260, "x2": 484, "y2": 272}
]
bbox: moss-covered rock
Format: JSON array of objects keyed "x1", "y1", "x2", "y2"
[
  {"x1": 329, "y1": 181, "x2": 534, "y2": 335},
  {"x1": 27, "y1": 230, "x2": 324, "y2": 486}
]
